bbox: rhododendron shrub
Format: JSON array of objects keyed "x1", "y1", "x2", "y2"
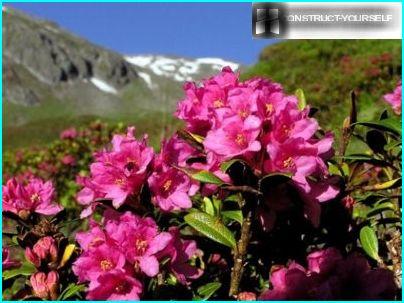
[{"x1": 2, "y1": 69, "x2": 401, "y2": 300}]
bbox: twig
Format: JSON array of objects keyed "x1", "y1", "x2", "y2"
[
  {"x1": 222, "y1": 185, "x2": 263, "y2": 197},
  {"x1": 229, "y1": 211, "x2": 252, "y2": 297}
]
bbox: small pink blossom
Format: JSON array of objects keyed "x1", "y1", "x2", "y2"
[
  {"x1": 159, "y1": 227, "x2": 203, "y2": 285},
  {"x1": 148, "y1": 168, "x2": 196, "y2": 212},
  {"x1": 383, "y1": 82, "x2": 402, "y2": 115},
  {"x1": 61, "y1": 154, "x2": 76, "y2": 166},
  {"x1": 204, "y1": 115, "x2": 262, "y2": 160},
  {"x1": 3, "y1": 177, "x2": 63, "y2": 218},
  {"x1": 60, "y1": 127, "x2": 77, "y2": 140},
  {"x1": 86, "y1": 269, "x2": 143, "y2": 300}
]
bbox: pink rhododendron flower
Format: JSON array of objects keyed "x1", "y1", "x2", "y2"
[
  {"x1": 259, "y1": 248, "x2": 396, "y2": 300},
  {"x1": 30, "y1": 271, "x2": 59, "y2": 300},
  {"x1": 60, "y1": 127, "x2": 77, "y2": 140},
  {"x1": 148, "y1": 167, "x2": 196, "y2": 212},
  {"x1": 158, "y1": 227, "x2": 203, "y2": 285},
  {"x1": 76, "y1": 127, "x2": 154, "y2": 215},
  {"x1": 204, "y1": 115, "x2": 261, "y2": 159},
  {"x1": 86, "y1": 270, "x2": 143, "y2": 300},
  {"x1": 104, "y1": 211, "x2": 172, "y2": 277},
  {"x1": 2, "y1": 247, "x2": 21, "y2": 270},
  {"x1": 73, "y1": 243, "x2": 126, "y2": 282},
  {"x1": 383, "y1": 82, "x2": 402, "y2": 115},
  {"x1": 3, "y1": 177, "x2": 63, "y2": 218},
  {"x1": 61, "y1": 154, "x2": 76, "y2": 166}
]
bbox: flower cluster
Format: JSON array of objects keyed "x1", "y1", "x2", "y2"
[
  {"x1": 383, "y1": 81, "x2": 402, "y2": 115},
  {"x1": 260, "y1": 248, "x2": 397, "y2": 300},
  {"x1": 76, "y1": 127, "x2": 154, "y2": 217},
  {"x1": 2, "y1": 177, "x2": 63, "y2": 219},
  {"x1": 73, "y1": 211, "x2": 202, "y2": 300},
  {"x1": 175, "y1": 68, "x2": 338, "y2": 227}
]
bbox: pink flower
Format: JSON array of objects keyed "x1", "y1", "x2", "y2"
[
  {"x1": 159, "y1": 227, "x2": 203, "y2": 285},
  {"x1": 259, "y1": 248, "x2": 397, "y2": 300},
  {"x1": 30, "y1": 271, "x2": 59, "y2": 300},
  {"x1": 148, "y1": 168, "x2": 196, "y2": 212},
  {"x1": 104, "y1": 211, "x2": 172, "y2": 277},
  {"x1": 268, "y1": 103, "x2": 318, "y2": 144},
  {"x1": 86, "y1": 270, "x2": 143, "y2": 300},
  {"x1": 238, "y1": 292, "x2": 257, "y2": 301},
  {"x1": 2, "y1": 247, "x2": 21, "y2": 270},
  {"x1": 3, "y1": 177, "x2": 63, "y2": 218},
  {"x1": 60, "y1": 127, "x2": 77, "y2": 140},
  {"x1": 383, "y1": 82, "x2": 402, "y2": 115},
  {"x1": 61, "y1": 154, "x2": 76, "y2": 166},
  {"x1": 204, "y1": 115, "x2": 262, "y2": 160},
  {"x1": 73, "y1": 243, "x2": 126, "y2": 282},
  {"x1": 158, "y1": 135, "x2": 198, "y2": 169},
  {"x1": 25, "y1": 236, "x2": 58, "y2": 267},
  {"x1": 264, "y1": 138, "x2": 322, "y2": 177},
  {"x1": 76, "y1": 127, "x2": 154, "y2": 215}
]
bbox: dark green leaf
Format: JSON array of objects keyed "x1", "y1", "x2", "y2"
[
  {"x1": 184, "y1": 212, "x2": 236, "y2": 248},
  {"x1": 353, "y1": 118, "x2": 401, "y2": 135},
  {"x1": 190, "y1": 170, "x2": 225, "y2": 185},
  {"x1": 222, "y1": 210, "x2": 243, "y2": 225},
  {"x1": 367, "y1": 202, "x2": 396, "y2": 217},
  {"x1": 3, "y1": 262, "x2": 36, "y2": 280},
  {"x1": 197, "y1": 282, "x2": 221, "y2": 300},
  {"x1": 58, "y1": 283, "x2": 86, "y2": 300},
  {"x1": 359, "y1": 226, "x2": 380, "y2": 261},
  {"x1": 366, "y1": 130, "x2": 386, "y2": 154}
]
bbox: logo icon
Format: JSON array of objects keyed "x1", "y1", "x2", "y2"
[{"x1": 252, "y1": 3, "x2": 286, "y2": 38}]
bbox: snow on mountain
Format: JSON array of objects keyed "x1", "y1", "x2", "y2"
[
  {"x1": 124, "y1": 55, "x2": 240, "y2": 84},
  {"x1": 90, "y1": 77, "x2": 118, "y2": 94}
]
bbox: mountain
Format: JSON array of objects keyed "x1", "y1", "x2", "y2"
[{"x1": 2, "y1": 7, "x2": 240, "y2": 149}]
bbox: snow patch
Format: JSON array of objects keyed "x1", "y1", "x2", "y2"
[
  {"x1": 137, "y1": 72, "x2": 153, "y2": 89},
  {"x1": 90, "y1": 77, "x2": 117, "y2": 94},
  {"x1": 124, "y1": 55, "x2": 240, "y2": 83}
]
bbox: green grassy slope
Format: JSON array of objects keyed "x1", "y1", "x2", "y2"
[{"x1": 243, "y1": 40, "x2": 401, "y2": 138}]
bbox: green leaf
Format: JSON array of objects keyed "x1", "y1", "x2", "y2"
[
  {"x1": 220, "y1": 159, "x2": 242, "y2": 172},
  {"x1": 295, "y1": 88, "x2": 306, "y2": 110},
  {"x1": 3, "y1": 262, "x2": 36, "y2": 280},
  {"x1": 202, "y1": 197, "x2": 216, "y2": 216},
  {"x1": 366, "y1": 130, "x2": 387, "y2": 154},
  {"x1": 58, "y1": 283, "x2": 86, "y2": 300},
  {"x1": 365, "y1": 178, "x2": 401, "y2": 191},
  {"x1": 197, "y1": 282, "x2": 221, "y2": 300},
  {"x1": 190, "y1": 170, "x2": 225, "y2": 185},
  {"x1": 222, "y1": 210, "x2": 243, "y2": 225},
  {"x1": 366, "y1": 202, "x2": 396, "y2": 217},
  {"x1": 353, "y1": 118, "x2": 401, "y2": 135},
  {"x1": 359, "y1": 226, "x2": 380, "y2": 261},
  {"x1": 185, "y1": 212, "x2": 236, "y2": 248}
]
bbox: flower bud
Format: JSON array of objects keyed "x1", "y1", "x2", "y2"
[
  {"x1": 30, "y1": 272, "x2": 49, "y2": 299},
  {"x1": 30, "y1": 271, "x2": 59, "y2": 300},
  {"x1": 46, "y1": 271, "x2": 59, "y2": 300},
  {"x1": 25, "y1": 247, "x2": 41, "y2": 267},
  {"x1": 33, "y1": 236, "x2": 58, "y2": 263},
  {"x1": 238, "y1": 292, "x2": 257, "y2": 301}
]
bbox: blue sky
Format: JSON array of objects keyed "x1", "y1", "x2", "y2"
[{"x1": 7, "y1": 3, "x2": 276, "y2": 65}]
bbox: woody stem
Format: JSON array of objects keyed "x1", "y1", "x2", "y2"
[{"x1": 229, "y1": 210, "x2": 252, "y2": 298}]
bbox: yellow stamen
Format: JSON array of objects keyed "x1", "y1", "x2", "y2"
[
  {"x1": 163, "y1": 180, "x2": 172, "y2": 191},
  {"x1": 265, "y1": 103, "x2": 274, "y2": 114},
  {"x1": 100, "y1": 259, "x2": 113, "y2": 271},
  {"x1": 213, "y1": 100, "x2": 224, "y2": 108},
  {"x1": 235, "y1": 134, "x2": 246, "y2": 146},
  {"x1": 283, "y1": 157, "x2": 295, "y2": 169}
]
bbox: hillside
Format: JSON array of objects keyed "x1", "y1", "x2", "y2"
[
  {"x1": 243, "y1": 40, "x2": 402, "y2": 138},
  {"x1": 2, "y1": 7, "x2": 240, "y2": 149}
]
